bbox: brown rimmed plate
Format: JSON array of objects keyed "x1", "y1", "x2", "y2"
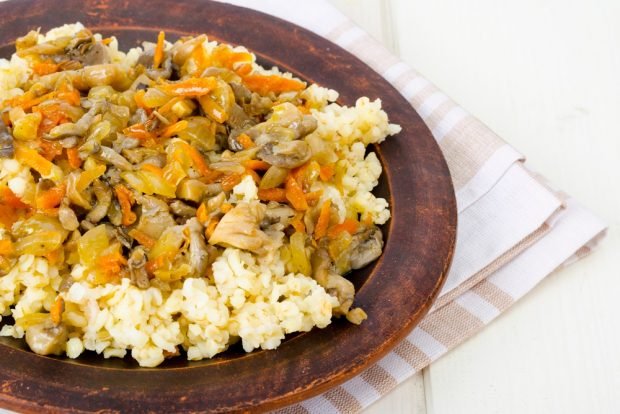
[{"x1": 0, "y1": 0, "x2": 456, "y2": 412}]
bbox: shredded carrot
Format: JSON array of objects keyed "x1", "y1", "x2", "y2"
[
  {"x1": 38, "y1": 139, "x2": 64, "y2": 161},
  {"x1": 57, "y1": 81, "x2": 81, "y2": 106},
  {"x1": 257, "y1": 188, "x2": 287, "y2": 203},
  {"x1": 114, "y1": 184, "x2": 137, "y2": 226},
  {"x1": 0, "y1": 186, "x2": 30, "y2": 209},
  {"x1": 243, "y1": 159, "x2": 271, "y2": 171},
  {"x1": 0, "y1": 187, "x2": 30, "y2": 228},
  {"x1": 124, "y1": 123, "x2": 156, "y2": 141},
  {"x1": 97, "y1": 251, "x2": 127, "y2": 275},
  {"x1": 305, "y1": 190, "x2": 323, "y2": 202},
  {"x1": 176, "y1": 140, "x2": 212, "y2": 177},
  {"x1": 242, "y1": 74, "x2": 306, "y2": 95},
  {"x1": 327, "y1": 218, "x2": 359, "y2": 238},
  {"x1": 314, "y1": 200, "x2": 332, "y2": 240},
  {"x1": 50, "y1": 296, "x2": 64, "y2": 326},
  {"x1": 235, "y1": 63, "x2": 252, "y2": 76},
  {"x1": 134, "y1": 89, "x2": 147, "y2": 109},
  {"x1": 128, "y1": 229, "x2": 156, "y2": 249},
  {"x1": 221, "y1": 173, "x2": 243, "y2": 191},
  {"x1": 237, "y1": 133, "x2": 255, "y2": 149},
  {"x1": 14, "y1": 143, "x2": 55, "y2": 177},
  {"x1": 196, "y1": 203, "x2": 208, "y2": 224},
  {"x1": 159, "y1": 77, "x2": 217, "y2": 97},
  {"x1": 160, "y1": 119, "x2": 188, "y2": 138},
  {"x1": 0, "y1": 239, "x2": 14, "y2": 256},
  {"x1": 290, "y1": 213, "x2": 306, "y2": 233},
  {"x1": 153, "y1": 31, "x2": 166, "y2": 69},
  {"x1": 66, "y1": 147, "x2": 82, "y2": 169},
  {"x1": 145, "y1": 252, "x2": 173, "y2": 275},
  {"x1": 205, "y1": 217, "x2": 219, "y2": 239},
  {"x1": 33, "y1": 103, "x2": 71, "y2": 134},
  {"x1": 220, "y1": 203, "x2": 233, "y2": 213},
  {"x1": 191, "y1": 42, "x2": 208, "y2": 76},
  {"x1": 33, "y1": 61, "x2": 59, "y2": 76},
  {"x1": 157, "y1": 96, "x2": 182, "y2": 115},
  {"x1": 285, "y1": 175, "x2": 308, "y2": 211},
  {"x1": 319, "y1": 164, "x2": 335, "y2": 182},
  {"x1": 244, "y1": 168, "x2": 261, "y2": 185},
  {"x1": 140, "y1": 163, "x2": 164, "y2": 177},
  {"x1": 209, "y1": 44, "x2": 253, "y2": 70},
  {"x1": 36, "y1": 183, "x2": 66, "y2": 209},
  {"x1": 44, "y1": 248, "x2": 63, "y2": 266}
]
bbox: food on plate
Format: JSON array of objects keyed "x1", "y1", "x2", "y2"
[{"x1": 0, "y1": 23, "x2": 400, "y2": 367}]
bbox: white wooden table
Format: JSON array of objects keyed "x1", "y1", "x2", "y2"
[{"x1": 329, "y1": 0, "x2": 620, "y2": 413}]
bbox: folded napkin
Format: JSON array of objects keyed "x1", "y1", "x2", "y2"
[{"x1": 216, "y1": 0, "x2": 607, "y2": 413}]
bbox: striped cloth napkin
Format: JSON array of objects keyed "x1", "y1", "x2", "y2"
[{"x1": 224, "y1": 1, "x2": 607, "y2": 413}]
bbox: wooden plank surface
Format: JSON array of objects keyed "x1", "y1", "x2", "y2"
[{"x1": 330, "y1": 0, "x2": 620, "y2": 413}]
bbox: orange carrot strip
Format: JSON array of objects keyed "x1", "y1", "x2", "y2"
[
  {"x1": 0, "y1": 239, "x2": 14, "y2": 256},
  {"x1": 134, "y1": 89, "x2": 147, "y2": 109},
  {"x1": 50, "y1": 296, "x2": 64, "y2": 326},
  {"x1": 244, "y1": 168, "x2": 261, "y2": 185},
  {"x1": 128, "y1": 229, "x2": 156, "y2": 249},
  {"x1": 196, "y1": 203, "x2": 208, "y2": 224},
  {"x1": 327, "y1": 218, "x2": 359, "y2": 238},
  {"x1": 243, "y1": 159, "x2": 271, "y2": 171},
  {"x1": 14, "y1": 143, "x2": 55, "y2": 177},
  {"x1": 66, "y1": 147, "x2": 82, "y2": 169},
  {"x1": 45, "y1": 247, "x2": 63, "y2": 265},
  {"x1": 235, "y1": 63, "x2": 252, "y2": 76},
  {"x1": 153, "y1": 31, "x2": 166, "y2": 69},
  {"x1": 160, "y1": 120, "x2": 188, "y2": 138},
  {"x1": 220, "y1": 203, "x2": 233, "y2": 213},
  {"x1": 221, "y1": 173, "x2": 243, "y2": 191},
  {"x1": 205, "y1": 217, "x2": 219, "y2": 239},
  {"x1": 159, "y1": 77, "x2": 217, "y2": 97},
  {"x1": 0, "y1": 187, "x2": 30, "y2": 209},
  {"x1": 33, "y1": 61, "x2": 59, "y2": 76},
  {"x1": 314, "y1": 200, "x2": 331, "y2": 240},
  {"x1": 242, "y1": 74, "x2": 306, "y2": 95},
  {"x1": 176, "y1": 140, "x2": 212, "y2": 177},
  {"x1": 114, "y1": 184, "x2": 137, "y2": 226},
  {"x1": 157, "y1": 96, "x2": 182, "y2": 115},
  {"x1": 36, "y1": 183, "x2": 66, "y2": 209},
  {"x1": 285, "y1": 175, "x2": 308, "y2": 210},
  {"x1": 319, "y1": 164, "x2": 335, "y2": 182},
  {"x1": 97, "y1": 251, "x2": 127, "y2": 274},
  {"x1": 123, "y1": 123, "x2": 156, "y2": 141},
  {"x1": 141, "y1": 164, "x2": 163, "y2": 176},
  {"x1": 305, "y1": 190, "x2": 323, "y2": 202},
  {"x1": 257, "y1": 188, "x2": 287, "y2": 203},
  {"x1": 290, "y1": 212, "x2": 305, "y2": 233},
  {"x1": 237, "y1": 133, "x2": 255, "y2": 149}
]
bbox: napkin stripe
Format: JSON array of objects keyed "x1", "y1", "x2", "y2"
[
  {"x1": 324, "y1": 387, "x2": 363, "y2": 413},
  {"x1": 470, "y1": 280, "x2": 515, "y2": 311},
  {"x1": 392, "y1": 338, "x2": 432, "y2": 368},
  {"x1": 359, "y1": 365, "x2": 398, "y2": 395}
]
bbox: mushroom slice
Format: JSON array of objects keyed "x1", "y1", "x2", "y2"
[
  {"x1": 208, "y1": 201, "x2": 271, "y2": 252},
  {"x1": 187, "y1": 218, "x2": 209, "y2": 276},
  {"x1": 134, "y1": 195, "x2": 176, "y2": 239},
  {"x1": 257, "y1": 140, "x2": 311, "y2": 169},
  {"x1": 25, "y1": 320, "x2": 68, "y2": 356},
  {"x1": 349, "y1": 226, "x2": 384, "y2": 270}
]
